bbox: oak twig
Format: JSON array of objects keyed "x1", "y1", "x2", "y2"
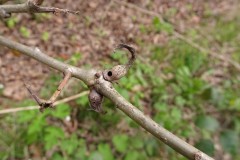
[
  {"x1": 0, "y1": 0, "x2": 79, "y2": 18},
  {"x1": 24, "y1": 71, "x2": 72, "y2": 112},
  {"x1": 0, "y1": 91, "x2": 89, "y2": 114},
  {"x1": 0, "y1": 35, "x2": 214, "y2": 160}
]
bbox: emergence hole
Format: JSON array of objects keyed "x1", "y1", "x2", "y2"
[{"x1": 108, "y1": 71, "x2": 112, "y2": 76}]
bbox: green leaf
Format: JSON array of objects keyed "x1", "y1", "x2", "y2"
[
  {"x1": 195, "y1": 115, "x2": 219, "y2": 132},
  {"x1": 230, "y1": 98, "x2": 240, "y2": 110},
  {"x1": 27, "y1": 115, "x2": 46, "y2": 135},
  {"x1": 152, "y1": 17, "x2": 173, "y2": 34},
  {"x1": 18, "y1": 110, "x2": 37, "y2": 123},
  {"x1": 112, "y1": 134, "x2": 129, "y2": 153},
  {"x1": 75, "y1": 139, "x2": 87, "y2": 159},
  {"x1": 195, "y1": 139, "x2": 214, "y2": 156},
  {"x1": 111, "y1": 50, "x2": 128, "y2": 64},
  {"x1": 153, "y1": 102, "x2": 168, "y2": 112},
  {"x1": 61, "y1": 134, "x2": 79, "y2": 155},
  {"x1": 52, "y1": 153, "x2": 64, "y2": 160},
  {"x1": 20, "y1": 26, "x2": 30, "y2": 38},
  {"x1": 124, "y1": 150, "x2": 139, "y2": 160},
  {"x1": 89, "y1": 151, "x2": 103, "y2": 160},
  {"x1": 45, "y1": 127, "x2": 65, "y2": 138},
  {"x1": 6, "y1": 17, "x2": 18, "y2": 28},
  {"x1": 76, "y1": 95, "x2": 89, "y2": 106},
  {"x1": 118, "y1": 89, "x2": 130, "y2": 101},
  {"x1": 44, "y1": 127, "x2": 65, "y2": 150},
  {"x1": 220, "y1": 130, "x2": 239, "y2": 155},
  {"x1": 41, "y1": 31, "x2": 50, "y2": 41},
  {"x1": 51, "y1": 103, "x2": 71, "y2": 119},
  {"x1": 130, "y1": 136, "x2": 144, "y2": 149},
  {"x1": 145, "y1": 138, "x2": 158, "y2": 156},
  {"x1": 98, "y1": 143, "x2": 114, "y2": 160},
  {"x1": 171, "y1": 108, "x2": 182, "y2": 121},
  {"x1": 69, "y1": 52, "x2": 82, "y2": 65}
]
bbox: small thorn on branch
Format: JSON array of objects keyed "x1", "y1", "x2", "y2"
[{"x1": 24, "y1": 71, "x2": 72, "y2": 112}]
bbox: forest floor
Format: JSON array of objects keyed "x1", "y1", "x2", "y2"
[{"x1": 0, "y1": 0, "x2": 240, "y2": 160}]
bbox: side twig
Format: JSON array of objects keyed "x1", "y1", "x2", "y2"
[
  {"x1": 24, "y1": 70, "x2": 72, "y2": 112},
  {"x1": 0, "y1": 91, "x2": 89, "y2": 114},
  {"x1": 0, "y1": 0, "x2": 79, "y2": 18}
]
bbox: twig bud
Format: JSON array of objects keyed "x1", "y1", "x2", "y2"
[{"x1": 88, "y1": 87, "x2": 104, "y2": 113}]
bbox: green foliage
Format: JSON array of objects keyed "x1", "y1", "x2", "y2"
[
  {"x1": 68, "y1": 52, "x2": 82, "y2": 65},
  {"x1": 195, "y1": 115, "x2": 219, "y2": 132},
  {"x1": 214, "y1": 20, "x2": 239, "y2": 43},
  {"x1": 34, "y1": 13, "x2": 52, "y2": 22},
  {"x1": 112, "y1": 134, "x2": 129, "y2": 153},
  {"x1": 6, "y1": 17, "x2": 18, "y2": 28},
  {"x1": 60, "y1": 134, "x2": 79, "y2": 155},
  {"x1": 152, "y1": 17, "x2": 173, "y2": 34},
  {"x1": 41, "y1": 31, "x2": 50, "y2": 41},
  {"x1": 44, "y1": 127, "x2": 65, "y2": 150},
  {"x1": 98, "y1": 143, "x2": 114, "y2": 160},
  {"x1": 220, "y1": 130, "x2": 239, "y2": 155},
  {"x1": 19, "y1": 26, "x2": 31, "y2": 38},
  {"x1": 195, "y1": 139, "x2": 214, "y2": 156},
  {"x1": 51, "y1": 103, "x2": 71, "y2": 119},
  {"x1": 124, "y1": 151, "x2": 140, "y2": 160}
]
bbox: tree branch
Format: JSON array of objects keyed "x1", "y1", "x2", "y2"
[
  {"x1": 95, "y1": 75, "x2": 213, "y2": 160},
  {"x1": 0, "y1": 35, "x2": 95, "y2": 86},
  {"x1": 0, "y1": 0, "x2": 79, "y2": 16},
  {"x1": 0, "y1": 35, "x2": 214, "y2": 160}
]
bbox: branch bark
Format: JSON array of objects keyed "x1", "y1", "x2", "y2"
[
  {"x1": 0, "y1": 0, "x2": 79, "y2": 15},
  {"x1": 0, "y1": 35, "x2": 95, "y2": 85},
  {"x1": 0, "y1": 35, "x2": 214, "y2": 160}
]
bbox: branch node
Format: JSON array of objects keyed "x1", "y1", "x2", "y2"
[
  {"x1": 88, "y1": 87, "x2": 104, "y2": 113},
  {"x1": 95, "y1": 72, "x2": 101, "y2": 79},
  {"x1": 24, "y1": 71, "x2": 71, "y2": 112},
  {"x1": 24, "y1": 82, "x2": 53, "y2": 112}
]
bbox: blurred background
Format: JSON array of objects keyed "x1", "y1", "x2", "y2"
[{"x1": 0, "y1": 0, "x2": 240, "y2": 159}]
